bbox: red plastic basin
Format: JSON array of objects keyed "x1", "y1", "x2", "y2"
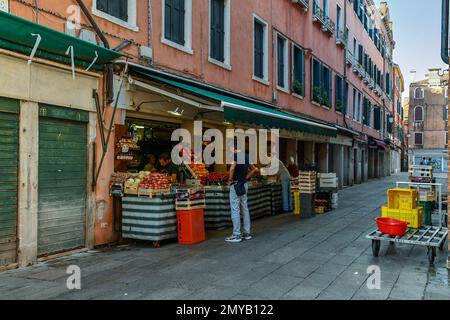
[{"x1": 375, "y1": 217, "x2": 408, "y2": 237}]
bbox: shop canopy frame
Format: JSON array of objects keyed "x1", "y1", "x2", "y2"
[
  {"x1": 0, "y1": 10, "x2": 122, "y2": 69},
  {"x1": 131, "y1": 69, "x2": 337, "y2": 137}
]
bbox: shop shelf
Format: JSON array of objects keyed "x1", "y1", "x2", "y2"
[
  {"x1": 387, "y1": 188, "x2": 418, "y2": 210},
  {"x1": 381, "y1": 206, "x2": 423, "y2": 229}
]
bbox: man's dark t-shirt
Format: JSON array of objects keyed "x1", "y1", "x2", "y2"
[{"x1": 233, "y1": 152, "x2": 250, "y2": 183}]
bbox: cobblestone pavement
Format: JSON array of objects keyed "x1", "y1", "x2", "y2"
[{"x1": 1, "y1": 174, "x2": 449, "y2": 300}]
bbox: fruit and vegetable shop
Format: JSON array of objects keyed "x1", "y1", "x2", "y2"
[{"x1": 107, "y1": 65, "x2": 340, "y2": 247}]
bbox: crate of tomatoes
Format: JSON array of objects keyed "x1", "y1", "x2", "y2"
[{"x1": 201, "y1": 172, "x2": 229, "y2": 186}]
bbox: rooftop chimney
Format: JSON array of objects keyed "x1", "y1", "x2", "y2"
[
  {"x1": 428, "y1": 68, "x2": 441, "y2": 86},
  {"x1": 409, "y1": 70, "x2": 416, "y2": 83}
]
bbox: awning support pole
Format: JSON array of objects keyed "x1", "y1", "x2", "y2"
[{"x1": 94, "y1": 61, "x2": 129, "y2": 185}]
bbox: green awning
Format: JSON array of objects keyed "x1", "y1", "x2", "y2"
[
  {"x1": 0, "y1": 11, "x2": 122, "y2": 69},
  {"x1": 132, "y1": 70, "x2": 337, "y2": 137}
]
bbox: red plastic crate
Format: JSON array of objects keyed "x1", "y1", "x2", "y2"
[{"x1": 176, "y1": 209, "x2": 205, "y2": 245}]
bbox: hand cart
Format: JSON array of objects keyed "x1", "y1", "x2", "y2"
[{"x1": 366, "y1": 226, "x2": 448, "y2": 264}]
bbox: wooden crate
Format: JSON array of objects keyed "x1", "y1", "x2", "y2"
[
  {"x1": 124, "y1": 186, "x2": 138, "y2": 195},
  {"x1": 138, "y1": 188, "x2": 171, "y2": 198}
]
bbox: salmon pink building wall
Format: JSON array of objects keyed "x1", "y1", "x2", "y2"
[{"x1": 150, "y1": 0, "x2": 393, "y2": 140}]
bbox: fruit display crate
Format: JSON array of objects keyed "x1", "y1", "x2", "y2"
[
  {"x1": 203, "y1": 184, "x2": 273, "y2": 230},
  {"x1": 122, "y1": 194, "x2": 177, "y2": 247},
  {"x1": 138, "y1": 188, "x2": 172, "y2": 198},
  {"x1": 175, "y1": 186, "x2": 206, "y2": 210}
]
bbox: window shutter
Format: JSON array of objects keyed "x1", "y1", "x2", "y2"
[
  {"x1": 254, "y1": 21, "x2": 264, "y2": 78},
  {"x1": 164, "y1": 0, "x2": 172, "y2": 40},
  {"x1": 97, "y1": 0, "x2": 108, "y2": 12},
  {"x1": 277, "y1": 37, "x2": 284, "y2": 87},
  {"x1": 373, "y1": 106, "x2": 381, "y2": 130},
  {"x1": 119, "y1": 0, "x2": 128, "y2": 21},
  {"x1": 211, "y1": 0, "x2": 225, "y2": 62}
]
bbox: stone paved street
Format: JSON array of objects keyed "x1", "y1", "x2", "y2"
[{"x1": 1, "y1": 174, "x2": 449, "y2": 300}]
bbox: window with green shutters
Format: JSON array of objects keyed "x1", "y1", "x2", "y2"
[
  {"x1": 210, "y1": 0, "x2": 225, "y2": 62},
  {"x1": 363, "y1": 97, "x2": 371, "y2": 126},
  {"x1": 254, "y1": 19, "x2": 265, "y2": 79},
  {"x1": 164, "y1": 0, "x2": 186, "y2": 46},
  {"x1": 335, "y1": 74, "x2": 343, "y2": 112},
  {"x1": 386, "y1": 115, "x2": 393, "y2": 134},
  {"x1": 97, "y1": 0, "x2": 128, "y2": 21},
  {"x1": 292, "y1": 45, "x2": 305, "y2": 97},
  {"x1": 312, "y1": 58, "x2": 322, "y2": 104},
  {"x1": 322, "y1": 65, "x2": 332, "y2": 108},
  {"x1": 277, "y1": 35, "x2": 287, "y2": 89},
  {"x1": 373, "y1": 106, "x2": 381, "y2": 130}
]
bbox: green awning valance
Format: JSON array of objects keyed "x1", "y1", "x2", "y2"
[
  {"x1": 132, "y1": 70, "x2": 337, "y2": 137},
  {"x1": 0, "y1": 11, "x2": 122, "y2": 69}
]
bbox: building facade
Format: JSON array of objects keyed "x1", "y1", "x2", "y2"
[
  {"x1": 408, "y1": 68, "x2": 448, "y2": 176},
  {"x1": 0, "y1": 0, "x2": 404, "y2": 267}
]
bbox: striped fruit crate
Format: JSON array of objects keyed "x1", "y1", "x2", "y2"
[{"x1": 122, "y1": 195, "x2": 177, "y2": 242}]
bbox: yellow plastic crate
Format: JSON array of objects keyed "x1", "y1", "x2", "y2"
[
  {"x1": 293, "y1": 191, "x2": 300, "y2": 215},
  {"x1": 381, "y1": 206, "x2": 423, "y2": 229},
  {"x1": 387, "y1": 188, "x2": 418, "y2": 210}
]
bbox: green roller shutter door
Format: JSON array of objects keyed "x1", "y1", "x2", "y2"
[
  {"x1": 0, "y1": 98, "x2": 19, "y2": 266},
  {"x1": 38, "y1": 106, "x2": 88, "y2": 256}
]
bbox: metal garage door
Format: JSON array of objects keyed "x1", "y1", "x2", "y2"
[
  {"x1": 0, "y1": 98, "x2": 19, "y2": 266},
  {"x1": 38, "y1": 105, "x2": 88, "y2": 256}
]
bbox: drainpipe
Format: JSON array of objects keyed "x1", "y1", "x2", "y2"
[
  {"x1": 441, "y1": 0, "x2": 449, "y2": 64},
  {"x1": 75, "y1": 0, "x2": 115, "y2": 103}
]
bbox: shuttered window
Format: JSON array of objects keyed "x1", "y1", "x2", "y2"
[
  {"x1": 335, "y1": 74, "x2": 343, "y2": 112},
  {"x1": 322, "y1": 65, "x2": 332, "y2": 108},
  {"x1": 292, "y1": 45, "x2": 305, "y2": 97},
  {"x1": 373, "y1": 106, "x2": 381, "y2": 130},
  {"x1": 97, "y1": 0, "x2": 128, "y2": 21},
  {"x1": 414, "y1": 132, "x2": 423, "y2": 145},
  {"x1": 210, "y1": 0, "x2": 225, "y2": 62},
  {"x1": 254, "y1": 19, "x2": 265, "y2": 79},
  {"x1": 277, "y1": 35, "x2": 286, "y2": 88},
  {"x1": 363, "y1": 97, "x2": 371, "y2": 126},
  {"x1": 386, "y1": 115, "x2": 393, "y2": 133},
  {"x1": 311, "y1": 58, "x2": 322, "y2": 104},
  {"x1": 165, "y1": 0, "x2": 186, "y2": 46}
]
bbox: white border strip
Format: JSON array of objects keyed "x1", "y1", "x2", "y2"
[{"x1": 221, "y1": 101, "x2": 337, "y2": 132}]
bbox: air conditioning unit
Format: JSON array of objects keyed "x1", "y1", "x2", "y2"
[
  {"x1": 79, "y1": 29, "x2": 98, "y2": 45},
  {"x1": 0, "y1": 0, "x2": 9, "y2": 12}
]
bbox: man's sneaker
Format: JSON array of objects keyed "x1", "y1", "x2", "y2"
[
  {"x1": 243, "y1": 233, "x2": 253, "y2": 240},
  {"x1": 225, "y1": 235, "x2": 242, "y2": 243}
]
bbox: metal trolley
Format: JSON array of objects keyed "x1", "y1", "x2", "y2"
[
  {"x1": 366, "y1": 181, "x2": 448, "y2": 265},
  {"x1": 366, "y1": 226, "x2": 448, "y2": 264}
]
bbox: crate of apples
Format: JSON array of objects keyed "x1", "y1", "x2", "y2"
[{"x1": 139, "y1": 173, "x2": 171, "y2": 190}]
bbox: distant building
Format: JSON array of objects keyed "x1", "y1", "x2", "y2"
[{"x1": 408, "y1": 68, "x2": 448, "y2": 175}]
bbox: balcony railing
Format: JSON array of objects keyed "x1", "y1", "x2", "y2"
[
  {"x1": 292, "y1": 0, "x2": 309, "y2": 11},
  {"x1": 313, "y1": 2, "x2": 325, "y2": 25},
  {"x1": 336, "y1": 30, "x2": 346, "y2": 47},
  {"x1": 322, "y1": 16, "x2": 336, "y2": 35},
  {"x1": 345, "y1": 51, "x2": 353, "y2": 65}
]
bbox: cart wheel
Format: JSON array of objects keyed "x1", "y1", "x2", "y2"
[
  {"x1": 427, "y1": 247, "x2": 436, "y2": 265},
  {"x1": 372, "y1": 240, "x2": 381, "y2": 257},
  {"x1": 152, "y1": 241, "x2": 161, "y2": 248}
]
